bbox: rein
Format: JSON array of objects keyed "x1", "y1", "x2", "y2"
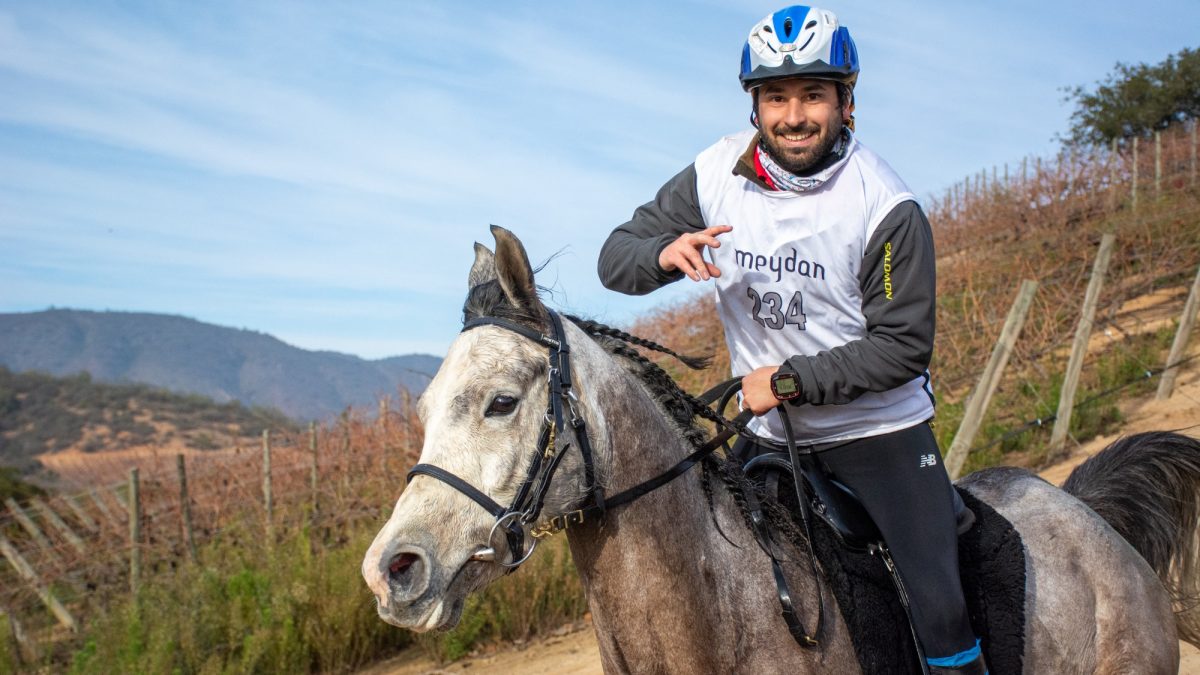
[
  {"x1": 405, "y1": 309, "x2": 822, "y2": 650},
  {"x1": 406, "y1": 309, "x2": 751, "y2": 568}
]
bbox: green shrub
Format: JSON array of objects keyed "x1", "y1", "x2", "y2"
[{"x1": 67, "y1": 524, "x2": 410, "y2": 675}]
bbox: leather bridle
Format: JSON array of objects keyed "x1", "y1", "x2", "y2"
[
  {"x1": 406, "y1": 309, "x2": 749, "y2": 569},
  {"x1": 405, "y1": 308, "x2": 830, "y2": 649}
]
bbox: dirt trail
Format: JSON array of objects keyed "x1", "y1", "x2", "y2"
[{"x1": 369, "y1": 350, "x2": 1200, "y2": 675}]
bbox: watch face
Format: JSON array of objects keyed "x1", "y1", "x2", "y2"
[{"x1": 773, "y1": 373, "x2": 799, "y2": 397}]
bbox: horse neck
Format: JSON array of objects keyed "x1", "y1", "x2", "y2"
[{"x1": 563, "y1": 343, "x2": 831, "y2": 671}]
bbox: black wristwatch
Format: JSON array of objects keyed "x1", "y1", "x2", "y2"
[{"x1": 770, "y1": 371, "x2": 801, "y2": 401}]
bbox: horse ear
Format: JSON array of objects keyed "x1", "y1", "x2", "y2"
[
  {"x1": 491, "y1": 225, "x2": 542, "y2": 313},
  {"x1": 468, "y1": 242, "x2": 497, "y2": 289}
]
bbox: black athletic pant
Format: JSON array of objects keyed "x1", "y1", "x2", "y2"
[{"x1": 735, "y1": 421, "x2": 977, "y2": 659}]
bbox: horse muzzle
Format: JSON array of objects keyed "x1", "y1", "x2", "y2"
[{"x1": 363, "y1": 538, "x2": 488, "y2": 631}]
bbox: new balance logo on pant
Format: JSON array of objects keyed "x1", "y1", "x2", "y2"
[{"x1": 919, "y1": 453, "x2": 938, "y2": 468}]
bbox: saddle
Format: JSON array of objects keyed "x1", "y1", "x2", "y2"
[
  {"x1": 696, "y1": 378, "x2": 1025, "y2": 673},
  {"x1": 745, "y1": 451, "x2": 976, "y2": 552},
  {"x1": 742, "y1": 449, "x2": 1026, "y2": 675}
]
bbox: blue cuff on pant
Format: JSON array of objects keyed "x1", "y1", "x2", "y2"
[{"x1": 927, "y1": 638, "x2": 981, "y2": 667}]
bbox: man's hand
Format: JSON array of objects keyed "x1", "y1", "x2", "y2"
[
  {"x1": 658, "y1": 225, "x2": 733, "y2": 282},
  {"x1": 741, "y1": 365, "x2": 783, "y2": 416}
]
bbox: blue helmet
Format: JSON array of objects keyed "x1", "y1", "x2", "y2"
[{"x1": 739, "y1": 5, "x2": 859, "y2": 92}]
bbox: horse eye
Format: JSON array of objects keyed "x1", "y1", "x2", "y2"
[{"x1": 485, "y1": 394, "x2": 519, "y2": 417}]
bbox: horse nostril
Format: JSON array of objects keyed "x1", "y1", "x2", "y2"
[
  {"x1": 387, "y1": 551, "x2": 426, "y2": 596},
  {"x1": 389, "y1": 553, "x2": 418, "y2": 576}
]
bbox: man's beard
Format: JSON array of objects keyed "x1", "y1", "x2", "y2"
[{"x1": 760, "y1": 115, "x2": 844, "y2": 175}]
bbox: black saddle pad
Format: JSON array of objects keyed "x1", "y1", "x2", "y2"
[{"x1": 800, "y1": 487, "x2": 1026, "y2": 674}]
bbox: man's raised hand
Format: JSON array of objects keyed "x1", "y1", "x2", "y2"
[{"x1": 657, "y1": 225, "x2": 733, "y2": 282}]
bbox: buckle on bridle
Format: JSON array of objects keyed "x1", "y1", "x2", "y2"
[
  {"x1": 530, "y1": 509, "x2": 585, "y2": 539},
  {"x1": 566, "y1": 390, "x2": 584, "y2": 427}
]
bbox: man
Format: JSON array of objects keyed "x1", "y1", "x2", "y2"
[{"x1": 597, "y1": 6, "x2": 986, "y2": 674}]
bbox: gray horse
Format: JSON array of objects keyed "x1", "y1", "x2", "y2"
[{"x1": 363, "y1": 226, "x2": 1200, "y2": 674}]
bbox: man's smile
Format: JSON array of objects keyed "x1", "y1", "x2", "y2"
[{"x1": 779, "y1": 130, "x2": 817, "y2": 144}]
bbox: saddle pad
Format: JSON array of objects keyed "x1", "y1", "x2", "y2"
[{"x1": 801, "y1": 486, "x2": 1026, "y2": 674}]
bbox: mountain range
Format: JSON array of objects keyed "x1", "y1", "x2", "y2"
[{"x1": 0, "y1": 309, "x2": 441, "y2": 421}]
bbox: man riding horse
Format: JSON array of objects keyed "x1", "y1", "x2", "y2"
[{"x1": 598, "y1": 6, "x2": 986, "y2": 673}]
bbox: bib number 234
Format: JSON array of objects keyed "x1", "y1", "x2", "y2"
[{"x1": 746, "y1": 287, "x2": 807, "y2": 330}]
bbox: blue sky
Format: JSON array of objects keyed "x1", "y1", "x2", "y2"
[{"x1": 2, "y1": 1, "x2": 1198, "y2": 359}]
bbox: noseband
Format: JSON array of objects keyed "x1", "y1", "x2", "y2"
[{"x1": 406, "y1": 309, "x2": 749, "y2": 570}]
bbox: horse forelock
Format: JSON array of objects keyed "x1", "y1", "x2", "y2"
[
  {"x1": 462, "y1": 279, "x2": 549, "y2": 329},
  {"x1": 461, "y1": 277, "x2": 706, "y2": 449}
]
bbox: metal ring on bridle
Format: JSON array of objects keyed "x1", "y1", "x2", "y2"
[{"x1": 490, "y1": 511, "x2": 538, "y2": 568}]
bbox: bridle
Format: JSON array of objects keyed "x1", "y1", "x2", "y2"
[
  {"x1": 406, "y1": 308, "x2": 828, "y2": 649},
  {"x1": 406, "y1": 309, "x2": 748, "y2": 569}
]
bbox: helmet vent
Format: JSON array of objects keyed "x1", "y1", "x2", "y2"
[
  {"x1": 806, "y1": 20, "x2": 817, "y2": 30},
  {"x1": 783, "y1": 17, "x2": 793, "y2": 36},
  {"x1": 762, "y1": 24, "x2": 773, "y2": 33}
]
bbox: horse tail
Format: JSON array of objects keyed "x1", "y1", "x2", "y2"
[{"x1": 1061, "y1": 430, "x2": 1200, "y2": 645}]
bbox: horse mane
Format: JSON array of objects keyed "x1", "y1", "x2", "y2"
[
  {"x1": 461, "y1": 280, "x2": 714, "y2": 443},
  {"x1": 461, "y1": 283, "x2": 810, "y2": 548}
]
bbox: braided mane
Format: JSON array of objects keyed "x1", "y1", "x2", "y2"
[
  {"x1": 460, "y1": 284, "x2": 809, "y2": 547},
  {"x1": 562, "y1": 315, "x2": 811, "y2": 549}
]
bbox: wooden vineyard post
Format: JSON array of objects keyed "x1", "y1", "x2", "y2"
[
  {"x1": 1065, "y1": 149, "x2": 1073, "y2": 195},
  {"x1": 177, "y1": 454, "x2": 198, "y2": 563},
  {"x1": 129, "y1": 468, "x2": 140, "y2": 596},
  {"x1": 3, "y1": 499, "x2": 51, "y2": 551},
  {"x1": 1050, "y1": 234, "x2": 1116, "y2": 457},
  {"x1": 1158, "y1": 263, "x2": 1200, "y2": 400},
  {"x1": 1132, "y1": 136, "x2": 1139, "y2": 211},
  {"x1": 1109, "y1": 138, "x2": 1118, "y2": 211},
  {"x1": 31, "y1": 497, "x2": 86, "y2": 555},
  {"x1": 1192, "y1": 120, "x2": 1197, "y2": 187},
  {"x1": 309, "y1": 422, "x2": 319, "y2": 520},
  {"x1": 945, "y1": 280, "x2": 1040, "y2": 480},
  {"x1": 262, "y1": 429, "x2": 273, "y2": 541},
  {"x1": 341, "y1": 419, "x2": 352, "y2": 491},
  {"x1": 379, "y1": 399, "x2": 390, "y2": 478},
  {"x1": 1155, "y1": 130, "x2": 1162, "y2": 199},
  {"x1": 0, "y1": 534, "x2": 77, "y2": 632}
]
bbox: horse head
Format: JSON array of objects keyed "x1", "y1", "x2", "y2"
[{"x1": 362, "y1": 226, "x2": 610, "y2": 631}]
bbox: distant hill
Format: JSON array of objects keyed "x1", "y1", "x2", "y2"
[
  {"x1": 0, "y1": 309, "x2": 441, "y2": 421},
  {"x1": 0, "y1": 366, "x2": 298, "y2": 473}
]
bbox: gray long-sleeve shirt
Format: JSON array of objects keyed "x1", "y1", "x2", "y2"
[{"x1": 598, "y1": 155, "x2": 936, "y2": 410}]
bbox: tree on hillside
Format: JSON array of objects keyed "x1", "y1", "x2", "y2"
[{"x1": 1064, "y1": 46, "x2": 1199, "y2": 146}]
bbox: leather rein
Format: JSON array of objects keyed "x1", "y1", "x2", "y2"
[
  {"x1": 406, "y1": 309, "x2": 751, "y2": 568},
  {"x1": 405, "y1": 309, "x2": 823, "y2": 649}
]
